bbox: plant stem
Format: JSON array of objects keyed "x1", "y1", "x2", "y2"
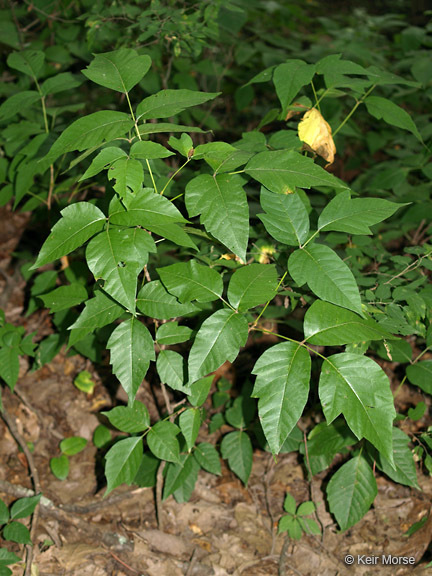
[
  {"x1": 160, "y1": 158, "x2": 191, "y2": 196},
  {"x1": 125, "y1": 91, "x2": 159, "y2": 193},
  {"x1": 300, "y1": 230, "x2": 319, "y2": 249},
  {"x1": 333, "y1": 84, "x2": 376, "y2": 137}
]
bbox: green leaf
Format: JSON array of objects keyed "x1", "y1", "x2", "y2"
[
  {"x1": 319, "y1": 353, "x2": 396, "y2": 462},
  {"x1": 0, "y1": 501, "x2": 9, "y2": 525},
  {"x1": 108, "y1": 157, "x2": 144, "y2": 198},
  {"x1": 136, "y1": 281, "x2": 199, "y2": 320},
  {"x1": 133, "y1": 452, "x2": 159, "y2": 487},
  {"x1": 0, "y1": 91, "x2": 40, "y2": 121},
  {"x1": 374, "y1": 427, "x2": 419, "y2": 488},
  {"x1": 258, "y1": 187, "x2": 309, "y2": 246},
  {"x1": 7, "y1": 49, "x2": 45, "y2": 79},
  {"x1": 283, "y1": 493, "x2": 297, "y2": 515},
  {"x1": 86, "y1": 227, "x2": 155, "y2": 311},
  {"x1": 188, "y1": 309, "x2": 249, "y2": 383},
  {"x1": 105, "y1": 436, "x2": 143, "y2": 495},
  {"x1": 40, "y1": 283, "x2": 88, "y2": 313},
  {"x1": 245, "y1": 150, "x2": 347, "y2": 194},
  {"x1": 316, "y1": 54, "x2": 371, "y2": 90},
  {"x1": 10, "y1": 495, "x2": 41, "y2": 520},
  {"x1": 193, "y1": 443, "x2": 221, "y2": 475},
  {"x1": 139, "y1": 123, "x2": 209, "y2": 136},
  {"x1": 185, "y1": 174, "x2": 249, "y2": 261},
  {"x1": 147, "y1": 421, "x2": 180, "y2": 463},
  {"x1": 147, "y1": 222, "x2": 197, "y2": 249},
  {"x1": 44, "y1": 111, "x2": 134, "y2": 164},
  {"x1": 73, "y1": 370, "x2": 95, "y2": 394},
  {"x1": 136, "y1": 89, "x2": 219, "y2": 120},
  {"x1": 164, "y1": 454, "x2": 200, "y2": 502},
  {"x1": 41, "y1": 72, "x2": 82, "y2": 96},
  {"x1": 93, "y1": 425, "x2": 111, "y2": 448},
  {"x1": 130, "y1": 141, "x2": 174, "y2": 159},
  {"x1": 318, "y1": 191, "x2": 405, "y2": 235},
  {"x1": 0, "y1": 346, "x2": 20, "y2": 391},
  {"x1": 158, "y1": 260, "x2": 223, "y2": 303},
  {"x1": 50, "y1": 455, "x2": 69, "y2": 480},
  {"x1": 156, "y1": 350, "x2": 188, "y2": 392},
  {"x1": 109, "y1": 189, "x2": 187, "y2": 229},
  {"x1": 79, "y1": 147, "x2": 128, "y2": 181},
  {"x1": 288, "y1": 244, "x2": 363, "y2": 315},
  {"x1": 155, "y1": 322, "x2": 192, "y2": 346},
  {"x1": 297, "y1": 501, "x2": 316, "y2": 516},
  {"x1": 192, "y1": 142, "x2": 253, "y2": 174},
  {"x1": 107, "y1": 317, "x2": 155, "y2": 404},
  {"x1": 102, "y1": 401, "x2": 150, "y2": 433},
  {"x1": 278, "y1": 515, "x2": 302, "y2": 539},
  {"x1": 304, "y1": 301, "x2": 395, "y2": 345},
  {"x1": 187, "y1": 376, "x2": 213, "y2": 408},
  {"x1": 298, "y1": 517, "x2": 321, "y2": 535},
  {"x1": 365, "y1": 96, "x2": 422, "y2": 142},
  {"x1": 227, "y1": 264, "x2": 278, "y2": 311},
  {"x1": 179, "y1": 409, "x2": 201, "y2": 451},
  {"x1": 252, "y1": 342, "x2": 311, "y2": 454},
  {"x1": 273, "y1": 60, "x2": 315, "y2": 114},
  {"x1": 327, "y1": 455, "x2": 377, "y2": 531},
  {"x1": 0, "y1": 549, "x2": 20, "y2": 565},
  {"x1": 60, "y1": 437, "x2": 87, "y2": 456},
  {"x1": 82, "y1": 49, "x2": 151, "y2": 93},
  {"x1": 32, "y1": 202, "x2": 106, "y2": 269},
  {"x1": 406, "y1": 360, "x2": 432, "y2": 394},
  {"x1": 2, "y1": 522, "x2": 31, "y2": 545},
  {"x1": 221, "y1": 431, "x2": 252, "y2": 485},
  {"x1": 304, "y1": 420, "x2": 358, "y2": 476},
  {"x1": 68, "y1": 290, "x2": 125, "y2": 347}
]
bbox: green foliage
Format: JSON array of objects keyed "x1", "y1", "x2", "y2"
[
  {"x1": 278, "y1": 493, "x2": 320, "y2": 539},
  {"x1": 0, "y1": 494, "x2": 41, "y2": 572},
  {"x1": 1, "y1": 0, "x2": 431, "y2": 534}
]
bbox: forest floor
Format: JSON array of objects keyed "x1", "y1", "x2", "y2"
[{"x1": 1, "y1": 206, "x2": 432, "y2": 576}]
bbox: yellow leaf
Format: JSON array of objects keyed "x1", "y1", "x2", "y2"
[{"x1": 298, "y1": 108, "x2": 336, "y2": 165}]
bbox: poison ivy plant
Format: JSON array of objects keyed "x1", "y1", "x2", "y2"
[{"x1": 2, "y1": 3, "x2": 431, "y2": 536}]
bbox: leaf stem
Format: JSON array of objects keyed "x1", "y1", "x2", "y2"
[
  {"x1": 333, "y1": 84, "x2": 376, "y2": 137},
  {"x1": 160, "y1": 158, "x2": 191, "y2": 196},
  {"x1": 310, "y1": 81, "x2": 321, "y2": 112},
  {"x1": 125, "y1": 91, "x2": 159, "y2": 194},
  {"x1": 300, "y1": 230, "x2": 319, "y2": 249}
]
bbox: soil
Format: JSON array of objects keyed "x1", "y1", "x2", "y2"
[{"x1": 0, "y1": 205, "x2": 431, "y2": 576}]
